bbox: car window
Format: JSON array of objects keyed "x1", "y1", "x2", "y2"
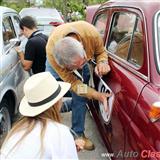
[
  {"x1": 107, "y1": 12, "x2": 144, "y2": 67},
  {"x1": 3, "y1": 16, "x2": 16, "y2": 46},
  {"x1": 13, "y1": 15, "x2": 21, "y2": 36},
  {"x1": 94, "y1": 13, "x2": 108, "y2": 38}
]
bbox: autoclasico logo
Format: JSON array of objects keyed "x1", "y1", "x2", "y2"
[
  {"x1": 115, "y1": 150, "x2": 138, "y2": 158},
  {"x1": 101, "y1": 150, "x2": 160, "y2": 158},
  {"x1": 101, "y1": 151, "x2": 138, "y2": 158},
  {"x1": 141, "y1": 150, "x2": 160, "y2": 158}
]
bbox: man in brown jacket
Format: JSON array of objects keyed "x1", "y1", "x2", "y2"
[{"x1": 46, "y1": 21, "x2": 110, "y2": 150}]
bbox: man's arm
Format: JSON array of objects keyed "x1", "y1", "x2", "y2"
[
  {"x1": 47, "y1": 50, "x2": 111, "y2": 111},
  {"x1": 15, "y1": 47, "x2": 33, "y2": 71}
]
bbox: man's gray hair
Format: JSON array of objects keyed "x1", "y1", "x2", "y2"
[{"x1": 53, "y1": 37, "x2": 86, "y2": 67}]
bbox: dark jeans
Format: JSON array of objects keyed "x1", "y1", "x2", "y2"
[{"x1": 45, "y1": 59, "x2": 90, "y2": 135}]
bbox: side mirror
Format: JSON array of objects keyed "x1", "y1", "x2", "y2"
[{"x1": 9, "y1": 38, "x2": 21, "y2": 46}]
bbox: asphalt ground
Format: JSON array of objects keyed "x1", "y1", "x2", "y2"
[{"x1": 62, "y1": 110, "x2": 110, "y2": 160}]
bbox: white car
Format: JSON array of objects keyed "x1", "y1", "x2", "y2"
[
  {"x1": 19, "y1": 7, "x2": 64, "y2": 36},
  {"x1": 0, "y1": 6, "x2": 29, "y2": 140}
]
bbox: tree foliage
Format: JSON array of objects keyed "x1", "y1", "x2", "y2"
[
  {"x1": 1, "y1": 0, "x2": 107, "y2": 19},
  {"x1": 1, "y1": 0, "x2": 30, "y2": 12},
  {"x1": 0, "y1": 0, "x2": 3, "y2": 5}
]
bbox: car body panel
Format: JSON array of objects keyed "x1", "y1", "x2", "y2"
[
  {"x1": 0, "y1": 6, "x2": 28, "y2": 116},
  {"x1": 86, "y1": 1, "x2": 160, "y2": 159},
  {"x1": 131, "y1": 84, "x2": 160, "y2": 151}
]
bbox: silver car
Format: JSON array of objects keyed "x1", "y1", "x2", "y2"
[
  {"x1": 0, "y1": 6, "x2": 29, "y2": 140},
  {"x1": 19, "y1": 7, "x2": 64, "y2": 36}
]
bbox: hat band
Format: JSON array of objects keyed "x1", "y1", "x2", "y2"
[{"x1": 28, "y1": 85, "x2": 61, "y2": 107}]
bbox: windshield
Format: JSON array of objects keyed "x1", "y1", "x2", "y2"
[
  {"x1": 37, "y1": 25, "x2": 54, "y2": 36},
  {"x1": 36, "y1": 17, "x2": 61, "y2": 25},
  {"x1": 36, "y1": 17, "x2": 64, "y2": 35},
  {"x1": 36, "y1": 17, "x2": 58, "y2": 36}
]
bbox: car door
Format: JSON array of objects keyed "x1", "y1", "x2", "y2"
[
  {"x1": 2, "y1": 14, "x2": 18, "y2": 82},
  {"x1": 87, "y1": 9, "x2": 117, "y2": 153},
  {"x1": 2, "y1": 13, "x2": 24, "y2": 104},
  {"x1": 92, "y1": 9, "x2": 127, "y2": 157},
  {"x1": 93, "y1": 8, "x2": 149, "y2": 159},
  {"x1": 11, "y1": 13, "x2": 28, "y2": 102},
  {"x1": 125, "y1": 10, "x2": 160, "y2": 159}
]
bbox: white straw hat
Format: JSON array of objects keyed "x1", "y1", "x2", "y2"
[{"x1": 19, "y1": 72, "x2": 71, "y2": 117}]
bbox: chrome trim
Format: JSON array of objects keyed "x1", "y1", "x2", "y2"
[
  {"x1": 141, "y1": 9, "x2": 151, "y2": 83},
  {"x1": 5, "y1": 45, "x2": 14, "y2": 55},
  {"x1": 150, "y1": 117, "x2": 160, "y2": 123},
  {"x1": 109, "y1": 54, "x2": 148, "y2": 81},
  {"x1": 154, "y1": 11, "x2": 160, "y2": 73},
  {"x1": 103, "y1": 7, "x2": 150, "y2": 82}
]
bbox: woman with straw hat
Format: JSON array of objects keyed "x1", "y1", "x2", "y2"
[{"x1": 0, "y1": 72, "x2": 83, "y2": 159}]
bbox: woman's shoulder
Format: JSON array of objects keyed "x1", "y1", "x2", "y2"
[
  {"x1": 46, "y1": 120, "x2": 70, "y2": 133},
  {"x1": 44, "y1": 120, "x2": 74, "y2": 144}
]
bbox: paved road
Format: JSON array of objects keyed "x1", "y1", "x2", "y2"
[{"x1": 62, "y1": 111, "x2": 110, "y2": 160}]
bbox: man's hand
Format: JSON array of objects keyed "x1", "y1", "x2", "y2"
[
  {"x1": 93, "y1": 91, "x2": 112, "y2": 112},
  {"x1": 75, "y1": 138, "x2": 85, "y2": 152},
  {"x1": 14, "y1": 47, "x2": 33, "y2": 71},
  {"x1": 15, "y1": 46, "x2": 22, "y2": 54},
  {"x1": 95, "y1": 61, "x2": 110, "y2": 77}
]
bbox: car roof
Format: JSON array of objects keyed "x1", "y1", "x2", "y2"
[
  {"x1": 0, "y1": 6, "x2": 17, "y2": 15},
  {"x1": 106, "y1": 0, "x2": 160, "y2": 4},
  {"x1": 86, "y1": 4, "x2": 100, "y2": 23},
  {"x1": 101, "y1": 0, "x2": 160, "y2": 14},
  {"x1": 19, "y1": 7, "x2": 61, "y2": 18}
]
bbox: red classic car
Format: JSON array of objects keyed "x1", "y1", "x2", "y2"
[{"x1": 86, "y1": 0, "x2": 160, "y2": 159}]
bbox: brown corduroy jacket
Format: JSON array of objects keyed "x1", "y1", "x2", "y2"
[{"x1": 46, "y1": 21, "x2": 108, "y2": 99}]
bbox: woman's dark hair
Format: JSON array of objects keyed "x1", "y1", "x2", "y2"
[{"x1": 20, "y1": 16, "x2": 37, "y2": 30}]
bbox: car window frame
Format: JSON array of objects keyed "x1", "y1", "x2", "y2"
[
  {"x1": 154, "y1": 10, "x2": 160, "y2": 74},
  {"x1": 11, "y1": 13, "x2": 21, "y2": 37},
  {"x1": 91, "y1": 6, "x2": 149, "y2": 81},
  {"x1": 95, "y1": 7, "x2": 149, "y2": 81}
]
